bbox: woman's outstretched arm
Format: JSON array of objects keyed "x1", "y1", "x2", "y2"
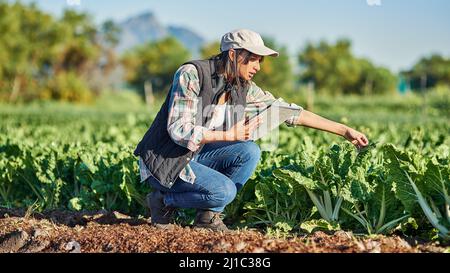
[{"x1": 295, "y1": 110, "x2": 369, "y2": 148}]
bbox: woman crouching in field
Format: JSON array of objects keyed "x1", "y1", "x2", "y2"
[{"x1": 134, "y1": 29, "x2": 369, "y2": 231}]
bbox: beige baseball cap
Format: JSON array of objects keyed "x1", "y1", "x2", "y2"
[{"x1": 220, "y1": 29, "x2": 279, "y2": 57}]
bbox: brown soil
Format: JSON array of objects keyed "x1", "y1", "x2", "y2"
[{"x1": 0, "y1": 208, "x2": 447, "y2": 253}]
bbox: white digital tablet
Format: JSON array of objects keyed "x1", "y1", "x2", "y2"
[{"x1": 246, "y1": 99, "x2": 302, "y2": 140}]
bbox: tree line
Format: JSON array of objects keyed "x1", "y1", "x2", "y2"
[{"x1": 0, "y1": 2, "x2": 448, "y2": 103}]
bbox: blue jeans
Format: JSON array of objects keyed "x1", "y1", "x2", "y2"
[{"x1": 145, "y1": 141, "x2": 261, "y2": 212}]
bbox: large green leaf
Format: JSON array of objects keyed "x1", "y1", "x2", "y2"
[
  {"x1": 300, "y1": 219, "x2": 341, "y2": 233},
  {"x1": 383, "y1": 144, "x2": 420, "y2": 213},
  {"x1": 423, "y1": 159, "x2": 449, "y2": 205},
  {"x1": 273, "y1": 169, "x2": 317, "y2": 191}
]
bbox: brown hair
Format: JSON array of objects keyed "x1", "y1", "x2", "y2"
[{"x1": 211, "y1": 49, "x2": 264, "y2": 90}]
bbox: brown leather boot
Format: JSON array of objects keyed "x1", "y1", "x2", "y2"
[
  {"x1": 193, "y1": 210, "x2": 229, "y2": 232},
  {"x1": 146, "y1": 191, "x2": 177, "y2": 229}
]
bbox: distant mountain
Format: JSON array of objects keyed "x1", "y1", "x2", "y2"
[
  {"x1": 116, "y1": 12, "x2": 205, "y2": 56},
  {"x1": 167, "y1": 26, "x2": 205, "y2": 55}
]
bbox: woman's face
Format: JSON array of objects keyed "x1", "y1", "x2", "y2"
[
  {"x1": 239, "y1": 54, "x2": 262, "y2": 81},
  {"x1": 229, "y1": 50, "x2": 263, "y2": 81}
]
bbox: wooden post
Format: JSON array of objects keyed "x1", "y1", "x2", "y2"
[
  {"x1": 306, "y1": 81, "x2": 314, "y2": 111},
  {"x1": 144, "y1": 80, "x2": 154, "y2": 106},
  {"x1": 421, "y1": 74, "x2": 427, "y2": 116}
]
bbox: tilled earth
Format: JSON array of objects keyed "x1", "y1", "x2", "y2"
[{"x1": 0, "y1": 209, "x2": 447, "y2": 253}]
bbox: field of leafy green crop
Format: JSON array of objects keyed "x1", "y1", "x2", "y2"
[{"x1": 0, "y1": 92, "x2": 449, "y2": 241}]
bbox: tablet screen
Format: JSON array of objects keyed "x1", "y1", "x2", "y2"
[{"x1": 246, "y1": 100, "x2": 301, "y2": 140}]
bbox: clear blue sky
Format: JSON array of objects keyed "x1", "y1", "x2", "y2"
[{"x1": 14, "y1": 0, "x2": 450, "y2": 72}]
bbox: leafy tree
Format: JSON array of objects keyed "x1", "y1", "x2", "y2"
[
  {"x1": 121, "y1": 37, "x2": 191, "y2": 97},
  {"x1": 252, "y1": 37, "x2": 293, "y2": 94},
  {"x1": 298, "y1": 39, "x2": 396, "y2": 95},
  {"x1": 200, "y1": 41, "x2": 220, "y2": 59},
  {"x1": 402, "y1": 54, "x2": 450, "y2": 91},
  {"x1": 0, "y1": 2, "x2": 61, "y2": 101},
  {"x1": 0, "y1": 2, "x2": 102, "y2": 102},
  {"x1": 98, "y1": 19, "x2": 122, "y2": 85},
  {"x1": 54, "y1": 10, "x2": 100, "y2": 75},
  {"x1": 42, "y1": 71, "x2": 92, "y2": 102},
  {"x1": 101, "y1": 19, "x2": 121, "y2": 48},
  {"x1": 357, "y1": 59, "x2": 397, "y2": 96}
]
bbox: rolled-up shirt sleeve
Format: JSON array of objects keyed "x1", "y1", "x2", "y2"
[
  {"x1": 245, "y1": 82, "x2": 303, "y2": 127},
  {"x1": 167, "y1": 64, "x2": 208, "y2": 152}
]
